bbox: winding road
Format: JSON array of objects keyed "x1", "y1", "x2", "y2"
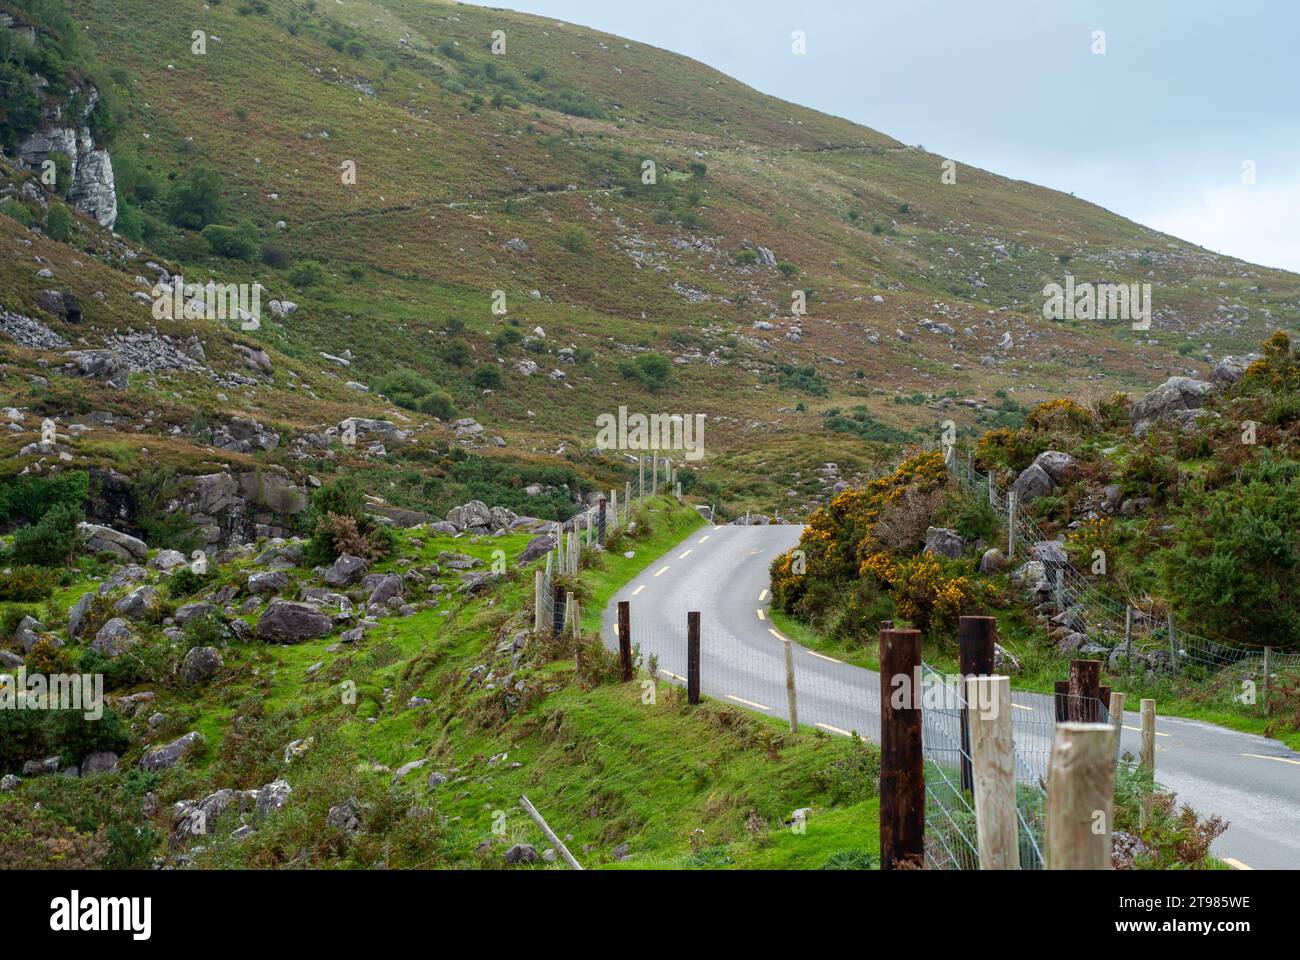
[{"x1": 601, "y1": 522, "x2": 1300, "y2": 870}]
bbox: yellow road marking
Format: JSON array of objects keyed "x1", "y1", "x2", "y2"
[
  {"x1": 653, "y1": 565, "x2": 670, "y2": 577},
  {"x1": 678, "y1": 549, "x2": 693, "y2": 559},
  {"x1": 1222, "y1": 858, "x2": 1253, "y2": 870},
  {"x1": 817, "y1": 722, "x2": 852, "y2": 737},
  {"x1": 659, "y1": 669, "x2": 685, "y2": 683},
  {"x1": 806, "y1": 650, "x2": 841, "y2": 664},
  {"x1": 758, "y1": 588, "x2": 768, "y2": 601},
  {"x1": 1242, "y1": 753, "x2": 1300, "y2": 767},
  {"x1": 632, "y1": 584, "x2": 645, "y2": 596},
  {"x1": 727, "y1": 694, "x2": 770, "y2": 711},
  {"x1": 1124, "y1": 725, "x2": 1170, "y2": 737},
  {"x1": 767, "y1": 627, "x2": 788, "y2": 643},
  {"x1": 756, "y1": 609, "x2": 766, "y2": 621},
  {"x1": 697, "y1": 535, "x2": 710, "y2": 544}
]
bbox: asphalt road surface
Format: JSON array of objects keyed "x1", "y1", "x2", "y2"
[{"x1": 602, "y1": 523, "x2": 1300, "y2": 869}]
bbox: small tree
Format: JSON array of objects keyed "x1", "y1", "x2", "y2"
[{"x1": 167, "y1": 163, "x2": 224, "y2": 230}]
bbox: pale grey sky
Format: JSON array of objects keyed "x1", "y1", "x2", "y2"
[{"x1": 505, "y1": 0, "x2": 1300, "y2": 273}]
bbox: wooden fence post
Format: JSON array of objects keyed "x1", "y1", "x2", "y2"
[
  {"x1": 783, "y1": 639, "x2": 798, "y2": 733},
  {"x1": 1139, "y1": 698, "x2": 1156, "y2": 776},
  {"x1": 624, "y1": 481, "x2": 632, "y2": 522},
  {"x1": 1263, "y1": 647, "x2": 1273, "y2": 716},
  {"x1": 1068, "y1": 658, "x2": 1101, "y2": 722},
  {"x1": 686, "y1": 612, "x2": 701, "y2": 705},
  {"x1": 959, "y1": 615, "x2": 996, "y2": 793},
  {"x1": 519, "y1": 795, "x2": 583, "y2": 870},
  {"x1": 879, "y1": 627, "x2": 924, "y2": 870},
  {"x1": 1046, "y1": 723, "x2": 1116, "y2": 869},
  {"x1": 1007, "y1": 490, "x2": 1018, "y2": 559},
  {"x1": 966, "y1": 675, "x2": 1019, "y2": 870},
  {"x1": 1108, "y1": 691, "x2": 1126, "y2": 765},
  {"x1": 1053, "y1": 680, "x2": 1070, "y2": 722},
  {"x1": 617, "y1": 601, "x2": 632, "y2": 683},
  {"x1": 1167, "y1": 611, "x2": 1178, "y2": 673},
  {"x1": 597, "y1": 497, "x2": 607, "y2": 542}
]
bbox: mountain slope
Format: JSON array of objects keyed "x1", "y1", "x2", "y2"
[{"x1": 2, "y1": 0, "x2": 1299, "y2": 519}]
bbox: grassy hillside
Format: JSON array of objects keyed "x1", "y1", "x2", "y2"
[
  {"x1": 0, "y1": 495, "x2": 883, "y2": 870},
  {"x1": 2, "y1": 0, "x2": 1299, "y2": 521}
]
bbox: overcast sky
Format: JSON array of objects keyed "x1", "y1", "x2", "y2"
[{"x1": 504, "y1": 0, "x2": 1300, "y2": 273}]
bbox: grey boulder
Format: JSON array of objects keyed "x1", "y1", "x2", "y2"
[
  {"x1": 1131, "y1": 377, "x2": 1215, "y2": 437},
  {"x1": 140, "y1": 732, "x2": 206, "y2": 771},
  {"x1": 256, "y1": 601, "x2": 333, "y2": 643}
]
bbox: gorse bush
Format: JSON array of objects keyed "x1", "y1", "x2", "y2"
[{"x1": 167, "y1": 163, "x2": 224, "y2": 230}]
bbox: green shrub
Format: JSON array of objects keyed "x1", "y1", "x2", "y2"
[
  {"x1": 0, "y1": 471, "x2": 88, "y2": 525},
  {"x1": 0, "y1": 565, "x2": 55, "y2": 601},
  {"x1": 167, "y1": 163, "x2": 224, "y2": 230},
  {"x1": 11, "y1": 503, "x2": 81, "y2": 567},
  {"x1": 288, "y1": 259, "x2": 326, "y2": 289},
  {"x1": 559, "y1": 225, "x2": 589, "y2": 254},
  {"x1": 201, "y1": 221, "x2": 259, "y2": 260},
  {"x1": 374, "y1": 368, "x2": 455, "y2": 418},
  {"x1": 44, "y1": 203, "x2": 73, "y2": 242},
  {"x1": 618, "y1": 353, "x2": 671, "y2": 391},
  {"x1": 471, "y1": 364, "x2": 502, "y2": 389},
  {"x1": 167, "y1": 566, "x2": 209, "y2": 599}
]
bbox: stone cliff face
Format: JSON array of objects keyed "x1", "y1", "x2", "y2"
[{"x1": 3, "y1": 17, "x2": 117, "y2": 227}]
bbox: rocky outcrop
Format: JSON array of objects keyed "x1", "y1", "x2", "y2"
[
  {"x1": 1131, "y1": 377, "x2": 1215, "y2": 437},
  {"x1": 161, "y1": 471, "x2": 309, "y2": 548},
  {"x1": 62, "y1": 350, "x2": 130, "y2": 388},
  {"x1": 16, "y1": 73, "x2": 117, "y2": 227}
]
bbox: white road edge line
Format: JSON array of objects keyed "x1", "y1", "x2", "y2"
[
  {"x1": 817, "y1": 722, "x2": 852, "y2": 737},
  {"x1": 756, "y1": 609, "x2": 765, "y2": 621},
  {"x1": 678, "y1": 549, "x2": 693, "y2": 559},
  {"x1": 1242, "y1": 753, "x2": 1300, "y2": 767},
  {"x1": 631, "y1": 584, "x2": 645, "y2": 597},
  {"x1": 653, "y1": 565, "x2": 670, "y2": 577},
  {"x1": 1010, "y1": 702, "x2": 1033, "y2": 712},
  {"x1": 697, "y1": 535, "x2": 710, "y2": 544},
  {"x1": 806, "y1": 650, "x2": 841, "y2": 664},
  {"x1": 727, "y1": 694, "x2": 770, "y2": 711},
  {"x1": 1124, "y1": 725, "x2": 1170, "y2": 737},
  {"x1": 758, "y1": 588, "x2": 768, "y2": 601}
]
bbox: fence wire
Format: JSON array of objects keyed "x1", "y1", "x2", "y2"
[{"x1": 947, "y1": 447, "x2": 1300, "y2": 675}]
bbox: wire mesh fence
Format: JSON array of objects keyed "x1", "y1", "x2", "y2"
[
  {"x1": 946, "y1": 447, "x2": 1300, "y2": 681},
  {"x1": 543, "y1": 451, "x2": 1165, "y2": 870}
]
